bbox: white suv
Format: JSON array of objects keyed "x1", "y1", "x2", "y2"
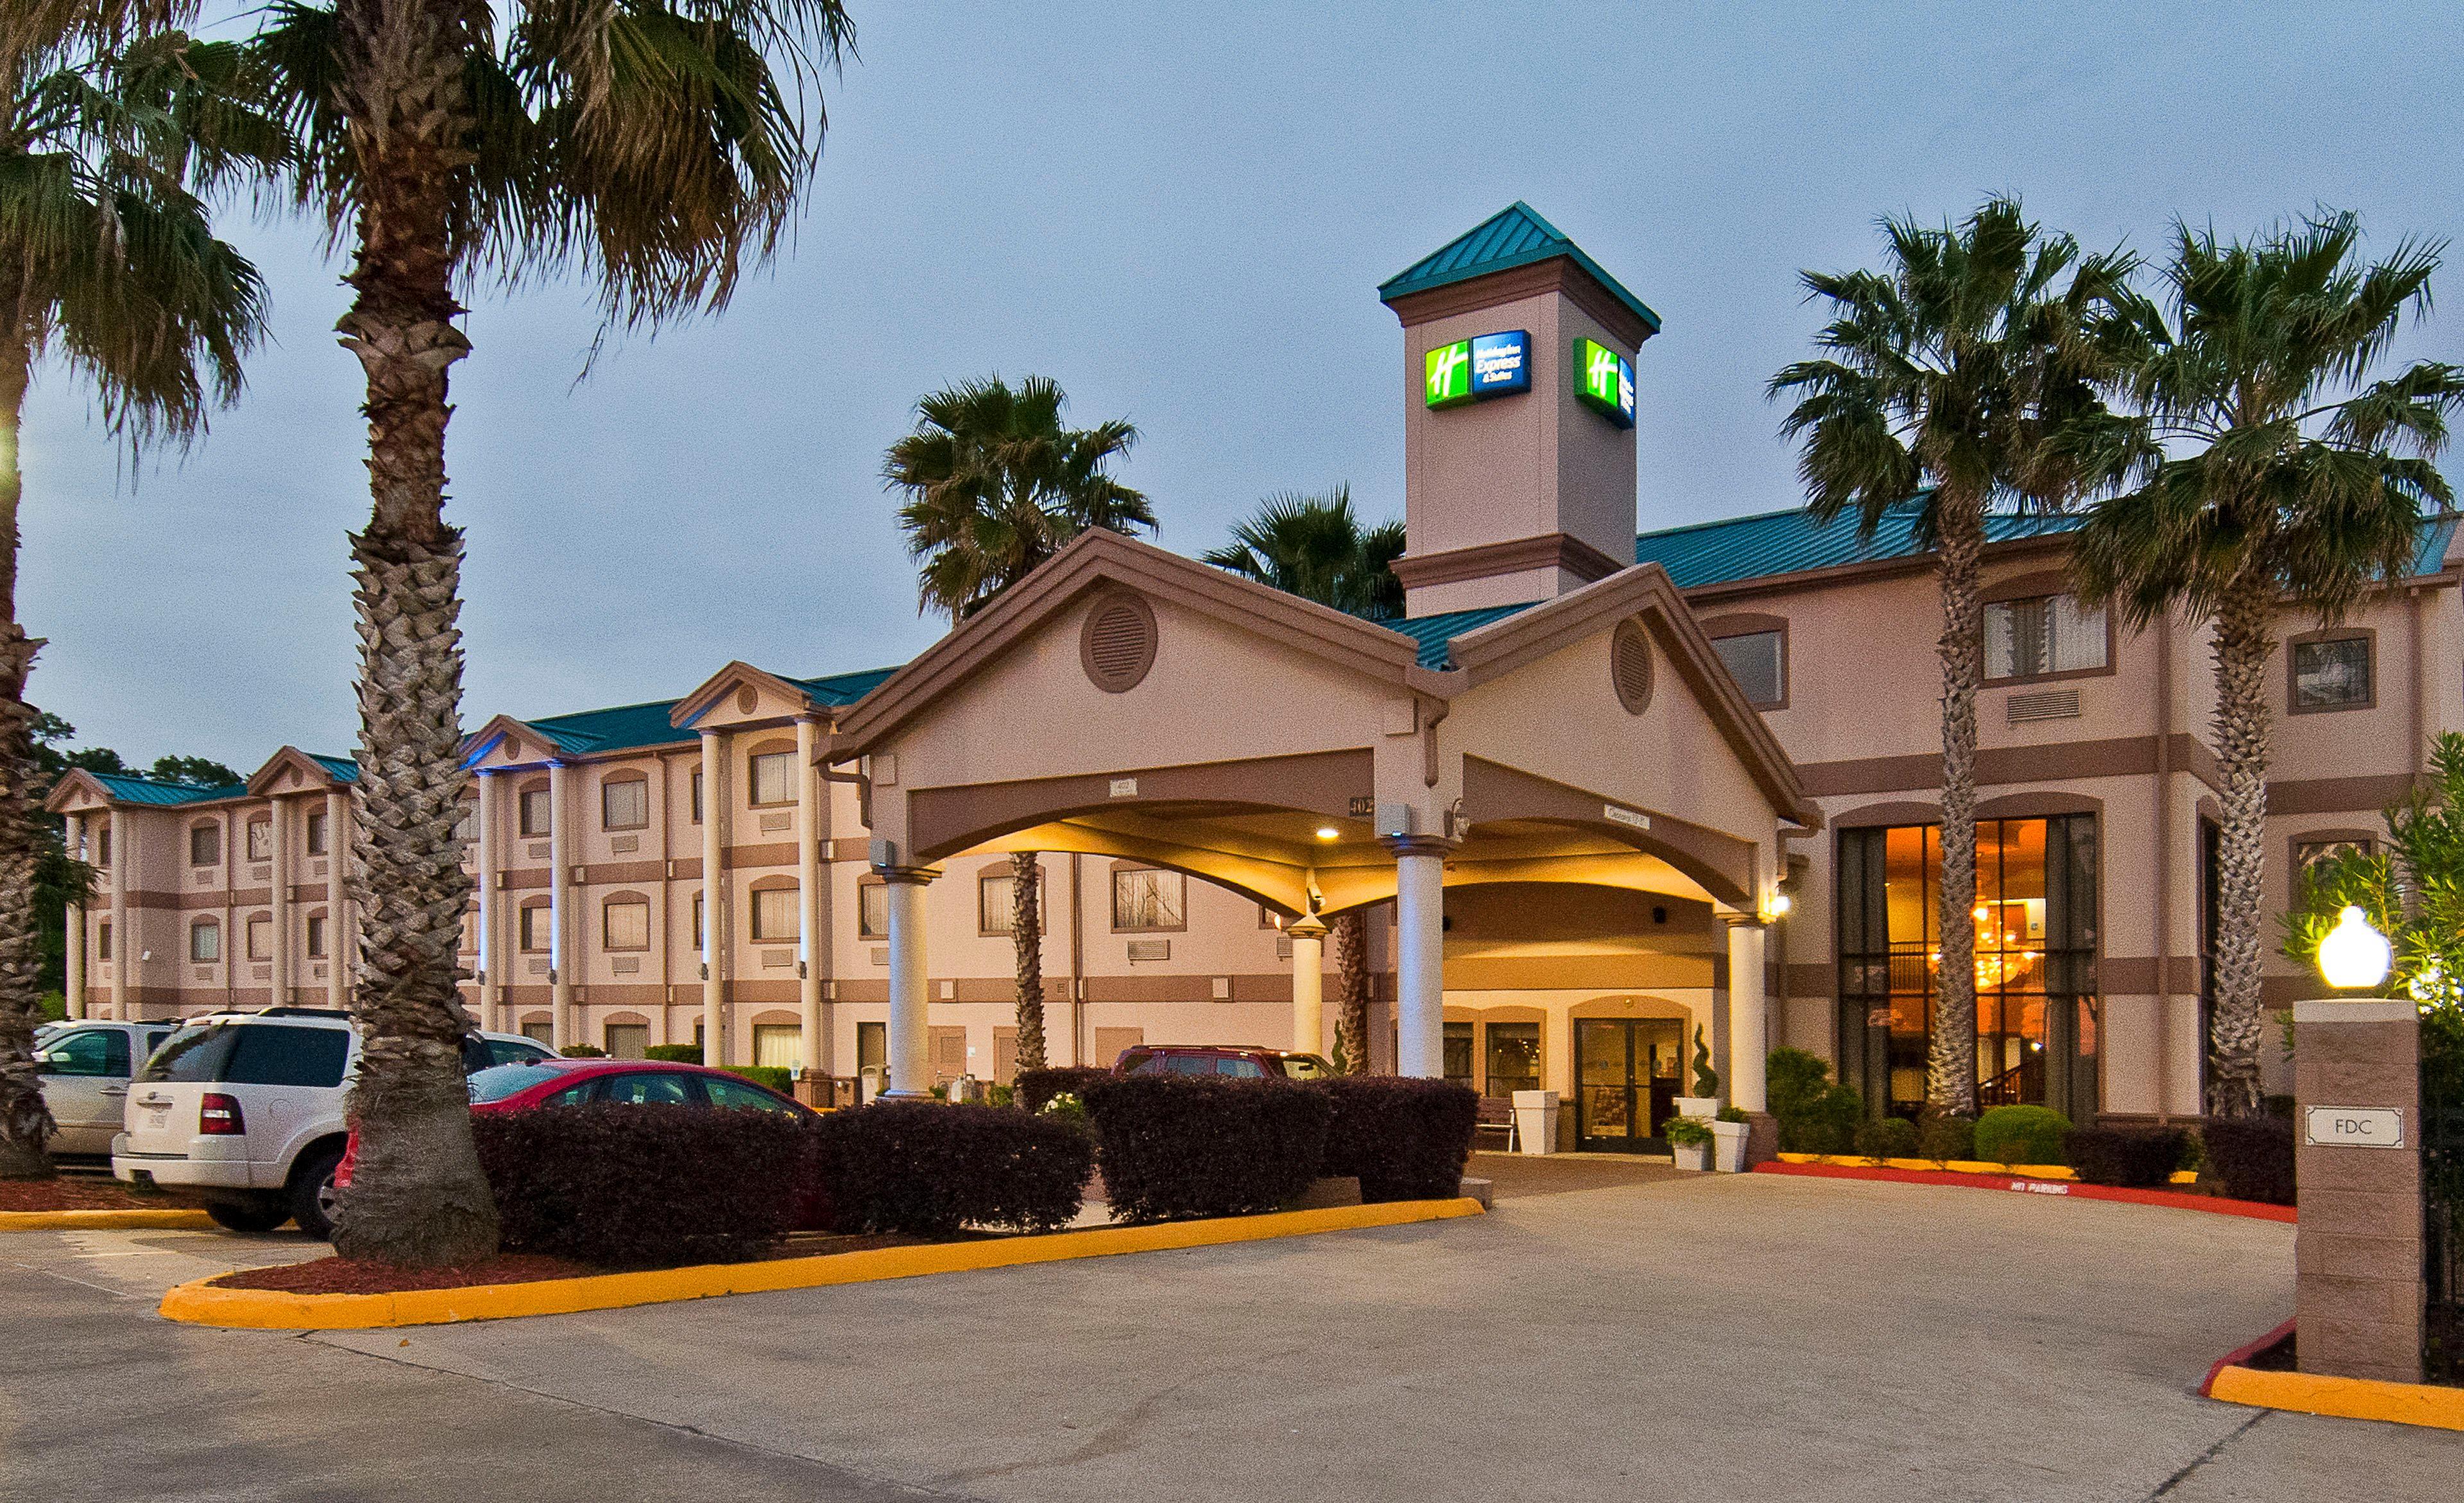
[{"x1": 113, "y1": 1008, "x2": 553, "y2": 1237}]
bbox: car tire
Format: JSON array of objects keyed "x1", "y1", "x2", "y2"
[
  {"x1": 289, "y1": 1145, "x2": 346, "y2": 1241},
  {"x1": 204, "y1": 1196, "x2": 289, "y2": 1234}
]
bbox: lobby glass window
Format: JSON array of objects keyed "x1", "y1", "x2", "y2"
[
  {"x1": 1112, "y1": 868, "x2": 1186, "y2": 931},
  {"x1": 189, "y1": 823, "x2": 219, "y2": 866},
  {"x1": 1485, "y1": 1023, "x2": 1542, "y2": 1099},
  {"x1": 750, "y1": 886, "x2": 798, "y2": 942},
  {"x1": 603, "y1": 899, "x2": 651, "y2": 950},
  {"x1": 520, "y1": 904, "x2": 551, "y2": 952},
  {"x1": 1836, "y1": 815, "x2": 2100, "y2": 1123},
  {"x1": 2293, "y1": 635, "x2": 2372, "y2": 710},
  {"x1": 246, "y1": 820, "x2": 273, "y2": 862},
  {"x1": 306, "y1": 915, "x2": 327, "y2": 959},
  {"x1": 189, "y1": 920, "x2": 220, "y2": 964},
  {"x1": 306, "y1": 812, "x2": 328, "y2": 857},
  {"x1": 1443, "y1": 1023, "x2": 1474, "y2": 1088},
  {"x1": 247, "y1": 915, "x2": 273, "y2": 961},
  {"x1": 1712, "y1": 630, "x2": 1785, "y2": 708},
  {"x1": 602, "y1": 778, "x2": 648, "y2": 830},
  {"x1": 1983, "y1": 594, "x2": 2107, "y2": 680},
  {"x1": 748, "y1": 751, "x2": 796, "y2": 807},
  {"x1": 858, "y1": 882, "x2": 887, "y2": 939},
  {"x1": 518, "y1": 787, "x2": 552, "y2": 837},
  {"x1": 857, "y1": 1021, "x2": 886, "y2": 1076}
]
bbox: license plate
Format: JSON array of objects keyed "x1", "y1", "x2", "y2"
[{"x1": 142, "y1": 1108, "x2": 168, "y2": 1130}]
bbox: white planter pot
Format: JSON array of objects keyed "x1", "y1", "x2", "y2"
[
  {"x1": 1510, "y1": 1089, "x2": 1561, "y2": 1156},
  {"x1": 1672, "y1": 1095, "x2": 1720, "y2": 1121},
  {"x1": 1709, "y1": 1119, "x2": 1750, "y2": 1172},
  {"x1": 1672, "y1": 1140, "x2": 1710, "y2": 1171}
]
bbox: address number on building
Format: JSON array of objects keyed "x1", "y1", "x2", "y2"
[{"x1": 2304, "y1": 1105, "x2": 2406, "y2": 1149}]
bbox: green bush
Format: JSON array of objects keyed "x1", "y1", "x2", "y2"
[
  {"x1": 1973, "y1": 1104, "x2": 2070, "y2": 1165},
  {"x1": 1081, "y1": 1076, "x2": 1330, "y2": 1223},
  {"x1": 1767, "y1": 1049, "x2": 1861, "y2": 1153},
  {"x1": 646, "y1": 1044, "x2": 703, "y2": 1064},
  {"x1": 1917, "y1": 1112, "x2": 1975, "y2": 1165},
  {"x1": 1856, "y1": 1115, "x2": 1917, "y2": 1160},
  {"x1": 723, "y1": 1065, "x2": 794, "y2": 1097},
  {"x1": 560, "y1": 1044, "x2": 608, "y2": 1058},
  {"x1": 2201, "y1": 1117, "x2": 2295, "y2": 1205},
  {"x1": 1314, "y1": 1078, "x2": 1480, "y2": 1201},
  {"x1": 1663, "y1": 1116, "x2": 1713, "y2": 1147},
  {"x1": 1016, "y1": 1066, "x2": 1113, "y2": 1113},
  {"x1": 2067, "y1": 1126, "x2": 2189, "y2": 1188},
  {"x1": 1689, "y1": 1025, "x2": 1718, "y2": 1097},
  {"x1": 1715, "y1": 1104, "x2": 1749, "y2": 1124},
  {"x1": 816, "y1": 1101, "x2": 1092, "y2": 1235}
]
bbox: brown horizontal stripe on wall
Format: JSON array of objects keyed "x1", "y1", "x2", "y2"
[
  {"x1": 726, "y1": 980, "x2": 801, "y2": 1004},
  {"x1": 947, "y1": 978, "x2": 1073, "y2": 1005},
  {"x1": 1079, "y1": 974, "x2": 1296, "y2": 1004},
  {"x1": 2099, "y1": 957, "x2": 2203, "y2": 995},
  {"x1": 575, "y1": 861, "x2": 667, "y2": 886},
  {"x1": 721, "y1": 843, "x2": 798, "y2": 871},
  {"x1": 833, "y1": 980, "x2": 889, "y2": 1004},
  {"x1": 567, "y1": 984, "x2": 668, "y2": 1007},
  {"x1": 501, "y1": 986, "x2": 551, "y2": 1005},
  {"x1": 2264, "y1": 773, "x2": 2419, "y2": 817},
  {"x1": 1800, "y1": 734, "x2": 2225, "y2": 800},
  {"x1": 500, "y1": 868, "x2": 550, "y2": 891},
  {"x1": 1783, "y1": 962, "x2": 1835, "y2": 998},
  {"x1": 830, "y1": 837, "x2": 872, "y2": 862},
  {"x1": 1439, "y1": 954, "x2": 1722, "y2": 992},
  {"x1": 125, "y1": 888, "x2": 260, "y2": 911},
  {"x1": 668, "y1": 858, "x2": 703, "y2": 880}
]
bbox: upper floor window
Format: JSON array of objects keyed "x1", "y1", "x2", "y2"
[
  {"x1": 246, "y1": 914, "x2": 273, "y2": 962},
  {"x1": 601, "y1": 777, "x2": 649, "y2": 831},
  {"x1": 980, "y1": 868, "x2": 1045, "y2": 936},
  {"x1": 2292, "y1": 632, "x2": 2372, "y2": 712},
  {"x1": 246, "y1": 820, "x2": 273, "y2": 862},
  {"x1": 189, "y1": 823, "x2": 221, "y2": 867},
  {"x1": 520, "y1": 904, "x2": 551, "y2": 952},
  {"x1": 2295, "y1": 836, "x2": 2374, "y2": 877},
  {"x1": 603, "y1": 898, "x2": 651, "y2": 950},
  {"x1": 518, "y1": 787, "x2": 552, "y2": 837},
  {"x1": 748, "y1": 750, "x2": 796, "y2": 807},
  {"x1": 452, "y1": 800, "x2": 475, "y2": 843},
  {"x1": 1711, "y1": 629, "x2": 1786, "y2": 709},
  {"x1": 750, "y1": 885, "x2": 800, "y2": 942},
  {"x1": 1984, "y1": 593, "x2": 2107, "y2": 682},
  {"x1": 1111, "y1": 867, "x2": 1186, "y2": 932},
  {"x1": 858, "y1": 881, "x2": 888, "y2": 939},
  {"x1": 690, "y1": 768, "x2": 704, "y2": 825},
  {"x1": 96, "y1": 826, "x2": 110, "y2": 867},
  {"x1": 306, "y1": 811, "x2": 329, "y2": 857},
  {"x1": 189, "y1": 919, "x2": 221, "y2": 964},
  {"x1": 306, "y1": 913, "x2": 329, "y2": 959}
]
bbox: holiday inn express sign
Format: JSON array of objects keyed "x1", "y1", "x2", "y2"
[
  {"x1": 1425, "y1": 330, "x2": 1530, "y2": 408},
  {"x1": 1575, "y1": 337, "x2": 1636, "y2": 429}
]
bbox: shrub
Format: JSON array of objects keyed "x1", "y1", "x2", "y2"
[
  {"x1": 1856, "y1": 1115, "x2": 1917, "y2": 1160},
  {"x1": 2067, "y1": 1126, "x2": 2190, "y2": 1189},
  {"x1": 1690, "y1": 1025, "x2": 1719, "y2": 1097},
  {"x1": 559, "y1": 1044, "x2": 607, "y2": 1058},
  {"x1": 2201, "y1": 1116, "x2": 2296, "y2": 1206},
  {"x1": 816, "y1": 1101, "x2": 1092, "y2": 1236},
  {"x1": 1314, "y1": 1077, "x2": 1478, "y2": 1201},
  {"x1": 1663, "y1": 1116, "x2": 1713, "y2": 1147},
  {"x1": 1917, "y1": 1112, "x2": 1975, "y2": 1165},
  {"x1": 646, "y1": 1044, "x2": 703, "y2": 1064},
  {"x1": 474, "y1": 1103, "x2": 815, "y2": 1269},
  {"x1": 1974, "y1": 1105, "x2": 2070, "y2": 1165},
  {"x1": 1767, "y1": 1048, "x2": 1831, "y2": 1121},
  {"x1": 1016, "y1": 1066, "x2": 1113, "y2": 1113},
  {"x1": 1716, "y1": 1104, "x2": 1749, "y2": 1124},
  {"x1": 1082, "y1": 1076, "x2": 1329, "y2": 1223},
  {"x1": 723, "y1": 1065, "x2": 794, "y2": 1096}
]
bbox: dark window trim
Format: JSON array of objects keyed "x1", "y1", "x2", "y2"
[
  {"x1": 517, "y1": 783, "x2": 554, "y2": 838},
  {"x1": 601, "y1": 892, "x2": 653, "y2": 952},
  {"x1": 599, "y1": 773, "x2": 651, "y2": 831},
  {"x1": 1978, "y1": 588, "x2": 2117, "y2": 687},
  {"x1": 1700, "y1": 612, "x2": 1790, "y2": 711},
  {"x1": 744, "y1": 743, "x2": 800, "y2": 809},
  {"x1": 977, "y1": 862, "x2": 1047, "y2": 936},
  {"x1": 188, "y1": 820, "x2": 221, "y2": 867},
  {"x1": 856, "y1": 876, "x2": 889, "y2": 940},
  {"x1": 518, "y1": 898, "x2": 552, "y2": 953},
  {"x1": 1108, "y1": 861, "x2": 1188, "y2": 934},
  {"x1": 748, "y1": 877, "x2": 800, "y2": 941},
  {"x1": 2287, "y1": 627, "x2": 2375, "y2": 715}
]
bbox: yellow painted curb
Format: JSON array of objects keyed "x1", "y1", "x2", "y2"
[
  {"x1": 2209, "y1": 1364, "x2": 2464, "y2": 1432},
  {"x1": 1770, "y1": 1153, "x2": 2197, "y2": 1185},
  {"x1": 0, "y1": 1207, "x2": 217, "y2": 1232},
  {"x1": 160, "y1": 1196, "x2": 1488, "y2": 1332}
]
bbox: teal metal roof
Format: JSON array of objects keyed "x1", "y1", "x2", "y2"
[
  {"x1": 1378, "y1": 202, "x2": 1661, "y2": 336},
  {"x1": 309, "y1": 753, "x2": 359, "y2": 784},
  {"x1": 508, "y1": 664, "x2": 906, "y2": 760},
  {"x1": 89, "y1": 771, "x2": 246, "y2": 806},
  {"x1": 1389, "y1": 602, "x2": 1538, "y2": 670},
  {"x1": 794, "y1": 666, "x2": 900, "y2": 707}
]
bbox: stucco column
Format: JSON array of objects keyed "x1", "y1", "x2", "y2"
[
  {"x1": 325, "y1": 789, "x2": 348, "y2": 1009},
  {"x1": 796, "y1": 716, "x2": 824, "y2": 1077},
  {"x1": 107, "y1": 809, "x2": 126, "y2": 1018},
  {"x1": 271, "y1": 797, "x2": 293, "y2": 1006},
  {"x1": 699, "y1": 728, "x2": 726, "y2": 1066},
  {"x1": 63, "y1": 814, "x2": 84, "y2": 1019},
  {"x1": 475, "y1": 770, "x2": 499, "y2": 1032},
  {"x1": 878, "y1": 869, "x2": 934, "y2": 1098},
  {"x1": 549, "y1": 759, "x2": 573, "y2": 1051},
  {"x1": 1386, "y1": 837, "x2": 1452, "y2": 1079},
  {"x1": 1725, "y1": 916, "x2": 1768, "y2": 1112},
  {"x1": 1287, "y1": 914, "x2": 1327, "y2": 1056}
]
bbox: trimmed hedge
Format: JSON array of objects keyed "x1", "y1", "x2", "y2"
[
  {"x1": 1314, "y1": 1077, "x2": 1478, "y2": 1201},
  {"x1": 1016, "y1": 1066, "x2": 1113, "y2": 1114},
  {"x1": 816, "y1": 1101, "x2": 1091, "y2": 1235},
  {"x1": 646, "y1": 1044, "x2": 703, "y2": 1064},
  {"x1": 2067, "y1": 1126, "x2": 2190, "y2": 1189},
  {"x1": 1768, "y1": 1048, "x2": 1862, "y2": 1154},
  {"x1": 723, "y1": 1065, "x2": 795, "y2": 1096},
  {"x1": 1917, "y1": 1112, "x2": 1976, "y2": 1165},
  {"x1": 1974, "y1": 1105, "x2": 2070, "y2": 1165},
  {"x1": 1856, "y1": 1114, "x2": 1918, "y2": 1160},
  {"x1": 1082, "y1": 1076, "x2": 1330, "y2": 1223},
  {"x1": 473, "y1": 1103, "x2": 816, "y2": 1268},
  {"x1": 2202, "y1": 1116, "x2": 2296, "y2": 1206}
]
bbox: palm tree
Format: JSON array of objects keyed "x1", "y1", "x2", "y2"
[
  {"x1": 884, "y1": 375, "x2": 1154, "y2": 1076},
  {"x1": 1770, "y1": 198, "x2": 2135, "y2": 1117},
  {"x1": 2071, "y1": 213, "x2": 2461, "y2": 1118},
  {"x1": 1204, "y1": 486, "x2": 1405, "y2": 1072},
  {"x1": 0, "y1": 10, "x2": 272, "y2": 1179},
  {"x1": 246, "y1": 0, "x2": 853, "y2": 1262}
]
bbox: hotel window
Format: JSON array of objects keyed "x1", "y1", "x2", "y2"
[
  {"x1": 306, "y1": 812, "x2": 328, "y2": 857},
  {"x1": 520, "y1": 903, "x2": 551, "y2": 952},
  {"x1": 1983, "y1": 593, "x2": 2107, "y2": 681},
  {"x1": 750, "y1": 884, "x2": 800, "y2": 942},
  {"x1": 601, "y1": 777, "x2": 649, "y2": 830},
  {"x1": 753, "y1": 1024, "x2": 803, "y2": 1072},
  {"x1": 603, "y1": 898, "x2": 651, "y2": 951},
  {"x1": 247, "y1": 915, "x2": 273, "y2": 962},
  {"x1": 690, "y1": 768, "x2": 704, "y2": 825},
  {"x1": 2294, "y1": 836, "x2": 2374, "y2": 879},
  {"x1": 306, "y1": 914, "x2": 328, "y2": 959},
  {"x1": 246, "y1": 820, "x2": 273, "y2": 862},
  {"x1": 1486, "y1": 1023, "x2": 1541, "y2": 1099},
  {"x1": 858, "y1": 881, "x2": 888, "y2": 939},
  {"x1": 1711, "y1": 628, "x2": 1786, "y2": 709},
  {"x1": 189, "y1": 823, "x2": 220, "y2": 866},
  {"x1": 518, "y1": 787, "x2": 552, "y2": 837},
  {"x1": 95, "y1": 825, "x2": 110, "y2": 866},
  {"x1": 452, "y1": 800, "x2": 476, "y2": 842},
  {"x1": 189, "y1": 920, "x2": 220, "y2": 964},
  {"x1": 96, "y1": 922, "x2": 112, "y2": 961},
  {"x1": 748, "y1": 750, "x2": 796, "y2": 807},
  {"x1": 1443, "y1": 1023, "x2": 1474, "y2": 1088},
  {"x1": 1111, "y1": 867, "x2": 1186, "y2": 932},
  {"x1": 692, "y1": 892, "x2": 706, "y2": 947},
  {"x1": 980, "y1": 867, "x2": 1045, "y2": 936},
  {"x1": 2292, "y1": 633, "x2": 2372, "y2": 712},
  {"x1": 606, "y1": 1023, "x2": 649, "y2": 1060}
]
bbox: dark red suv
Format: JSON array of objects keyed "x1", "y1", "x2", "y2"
[{"x1": 1114, "y1": 1045, "x2": 1334, "y2": 1079}]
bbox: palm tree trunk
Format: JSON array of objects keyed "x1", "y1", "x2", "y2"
[
  {"x1": 326, "y1": 0, "x2": 495, "y2": 1264},
  {"x1": 0, "y1": 329, "x2": 55, "y2": 1180},
  {"x1": 1929, "y1": 502, "x2": 1983, "y2": 1116},
  {"x1": 2206, "y1": 580, "x2": 2273, "y2": 1118},
  {"x1": 1333, "y1": 909, "x2": 1369, "y2": 1075},
  {"x1": 1011, "y1": 850, "x2": 1045, "y2": 1072}
]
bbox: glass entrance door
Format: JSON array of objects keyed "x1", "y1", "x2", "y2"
[{"x1": 1575, "y1": 1018, "x2": 1684, "y2": 1152}]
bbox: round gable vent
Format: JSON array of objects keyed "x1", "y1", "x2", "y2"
[
  {"x1": 1081, "y1": 591, "x2": 1158, "y2": 693},
  {"x1": 1611, "y1": 619, "x2": 1654, "y2": 715},
  {"x1": 735, "y1": 685, "x2": 758, "y2": 714}
]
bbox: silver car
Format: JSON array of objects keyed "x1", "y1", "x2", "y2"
[{"x1": 35, "y1": 1020, "x2": 182, "y2": 1158}]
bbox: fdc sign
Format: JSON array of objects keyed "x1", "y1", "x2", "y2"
[
  {"x1": 1426, "y1": 330, "x2": 1530, "y2": 408},
  {"x1": 1575, "y1": 338, "x2": 1636, "y2": 429}
]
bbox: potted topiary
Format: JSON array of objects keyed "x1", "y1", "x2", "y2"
[
  {"x1": 1663, "y1": 1114, "x2": 1713, "y2": 1171},
  {"x1": 1672, "y1": 1024, "x2": 1721, "y2": 1121},
  {"x1": 1709, "y1": 1104, "x2": 1751, "y2": 1172}
]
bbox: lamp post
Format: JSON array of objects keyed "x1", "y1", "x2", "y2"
[{"x1": 2317, "y1": 906, "x2": 2393, "y2": 992}]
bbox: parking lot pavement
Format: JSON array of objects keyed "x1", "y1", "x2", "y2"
[{"x1": 6, "y1": 1172, "x2": 2460, "y2": 1502}]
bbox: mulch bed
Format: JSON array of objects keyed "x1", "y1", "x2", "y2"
[
  {"x1": 0, "y1": 1178, "x2": 196, "y2": 1213},
  {"x1": 206, "y1": 1232, "x2": 923, "y2": 1296}
]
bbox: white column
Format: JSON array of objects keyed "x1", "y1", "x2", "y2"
[
  {"x1": 549, "y1": 759, "x2": 572, "y2": 1052},
  {"x1": 1288, "y1": 914, "x2": 1327, "y2": 1056},
  {"x1": 881, "y1": 871, "x2": 932, "y2": 1097},
  {"x1": 270, "y1": 798, "x2": 292, "y2": 1005},
  {"x1": 1727, "y1": 918, "x2": 1768, "y2": 1113},
  {"x1": 1389, "y1": 838, "x2": 1450, "y2": 1079},
  {"x1": 796, "y1": 716, "x2": 824, "y2": 1079},
  {"x1": 699, "y1": 729, "x2": 725, "y2": 1066},
  {"x1": 325, "y1": 789, "x2": 348, "y2": 1010},
  {"x1": 64, "y1": 814, "x2": 85, "y2": 1019},
  {"x1": 475, "y1": 770, "x2": 499, "y2": 1033},
  {"x1": 108, "y1": 809, "x2": 127, "y2": 1018}
]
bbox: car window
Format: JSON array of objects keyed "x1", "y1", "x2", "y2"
[
  {"x1": 223, "y1": 1026, "x2": 352, "y2": 1088},
  {"x1": 140, "y1": 1029, "x2": 176, "y2": 1065},
  {"x1": 1165, "y1": 1055, "x2": 1214, "y2": 1076},
  {"x1": 37, "y1": 1028, "x2": 126, "y2": 1078},
  {"x1": 701, "y1": 1076, "x2": 796, "y2": 1113},
  {"x1": 1217, "y1": 1057, "x2": 1268, "y2": 1078},
  {"x1": 1278, "y1": 1055, "x2": 1330, "y2": 1080},
  {"x1": 137, "y1": 1024, "x2": 237, "y2": 1083},
  {"x1": 598, "y1": 1072, "x2": 701, "y2": 1107},
  {"x1": 1118, "y1": 1050, "x2": 1161, "y2": 1075},
  {"x1": 542, "y1": 1081, "x2": 595, "y2": 1107},
  {"x1": 489, "y1": 1038, "x2": 553, "y2": 1067},
  {"x1": 468, "y1": 1063, "x2": 557, "y2": 1103}
]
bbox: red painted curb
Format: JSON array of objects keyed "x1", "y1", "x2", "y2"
[
  {"x1": 1750, "y1": 1160, "x2": 2298, "y2": 1223},
  {"x1": 2201, "y1": 1317, "x2": 2297, "y2": 1396}
]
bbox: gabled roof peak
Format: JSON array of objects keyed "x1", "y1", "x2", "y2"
[{"x1": 1378, "y1": 202, "x2": 1661, "y2": 336}]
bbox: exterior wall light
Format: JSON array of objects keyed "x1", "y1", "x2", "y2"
[
  {"x1": 1314, "y1": 826, "x2": 1340, "y2": 841},
  {"x1": 2318, "y1": 906, "x2": 2392, "y2": 991},
  {"x1": 1763, "y1": 893, "x2": 1793, "y2": 921}
]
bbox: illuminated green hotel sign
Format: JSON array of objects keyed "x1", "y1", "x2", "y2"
[
  {"x1": 1425, "y1": 330, "x2": 1530, "y2": 409},
  {"x1": 1575, "y1": 338, "x2": 1636, "y2": 429}
]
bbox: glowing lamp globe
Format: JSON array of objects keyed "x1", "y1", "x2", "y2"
[{"x1": 2317, "y1": 906, "x2": 2392, "y2": 992}]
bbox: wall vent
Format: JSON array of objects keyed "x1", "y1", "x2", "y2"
[
  {"x1": 868, "y1": 945, "x2": 889, "y2": 966},
  {"x1": 610, "y1": 835, "x2": 640, "y2": 854},
  {"x1": 612, "y1": 957, "x2": 640, "y2": 975},
  {"x1": 762, "y1": 949, "x2": 793, "y2": 968},
  {"x1": 2007, "y1": 688, "x2": 2082, "y2": 724},
  {"x1": 1125, "y1": 938, "x2": 1172, "y2": 962},
  {"x1": 1611, "y1": 619, "x2": 1654, "y2": 715},
  {"x1": 1081, "y1": 592, "x2": 1158, "y2": 692},
  {"x1": 527, "y1": 841, "x2": 551, "y2": 859},
  {"x1": 760, "y1": 812, "x2": 792, "y2": 833}
]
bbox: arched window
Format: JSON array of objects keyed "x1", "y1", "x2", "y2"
[
  {"x1": 603, "y1": 893, "x2": 652, "y2": 950},
  {"x1": 189, "y1": 918, "x2": 221, "y2": 964},
  {"x1": 749, "y1": 878, "x2": 798, "y2": 941},
  {"x1": 601, "y1": 773, "x2": 649, "y2": 830}
]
